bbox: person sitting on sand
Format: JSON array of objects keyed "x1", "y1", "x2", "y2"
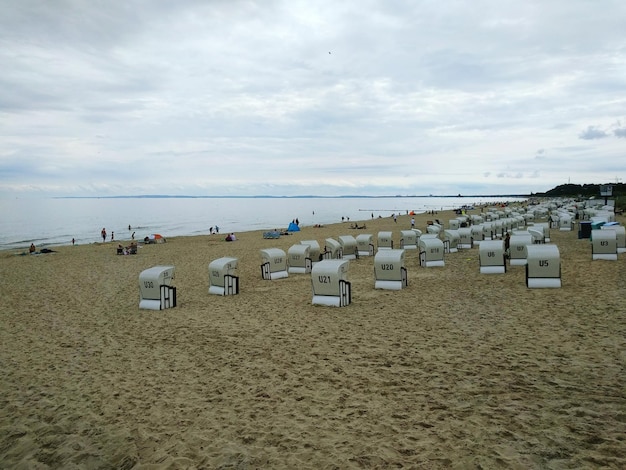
[
  {"x1": 29, "y1": 243, "x2": 36, "y2": 253},
  {"x1": 225, "y1": 233, "x2": 236, "y2": 241}
]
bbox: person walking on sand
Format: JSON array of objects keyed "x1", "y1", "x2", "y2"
[
  {"x1": 411, "y1": 217, "x2": 415, "y2": 228},
  {"x1": 111, "y1": 231, "x2": 114, "y2": 242},
  {"x1": 101, "y1": 228, "x2": 107, "y2": 242},
  {"x1": 504, "y1": 232, "x2": 511, "y2": 257}
]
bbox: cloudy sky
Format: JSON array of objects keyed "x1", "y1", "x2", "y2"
[{"x1": 1, "y1": 0, "x2": 625, "y2": 197}]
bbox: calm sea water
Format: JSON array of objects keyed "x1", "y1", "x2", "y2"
[{"x1": 0, "y1": 196, "x2": 525, "y2": 250}]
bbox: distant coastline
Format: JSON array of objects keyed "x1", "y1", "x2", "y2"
[
  {"x1": 44, "y1": 181, "x2": 623, "y2": 201},
  {"x1": 54, "y1": 194, "x2": 531, "y2": 200}
]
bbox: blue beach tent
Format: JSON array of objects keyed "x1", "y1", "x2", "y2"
[{"x1": 287, "y1": 222, "x2": 300, "y2": 232}]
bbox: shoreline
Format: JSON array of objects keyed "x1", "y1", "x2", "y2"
[
  {"x1": 5, "y1": 210, "x2": 444, "y2": 254},
  {"x1": 0, "y1": 196, "x2": 528, "y2": 252}
]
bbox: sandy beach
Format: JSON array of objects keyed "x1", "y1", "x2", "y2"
[{"x1": 1, "y1": 207, "x2": 625, "y2": 469}]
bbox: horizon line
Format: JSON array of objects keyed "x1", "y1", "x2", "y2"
[{"x1": 52, "y1": 193, "x2": 532, "y2": 200}]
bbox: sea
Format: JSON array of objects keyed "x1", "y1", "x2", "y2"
[{"x1": 0, "y1": 196, "x2": 526, "y2": 251}]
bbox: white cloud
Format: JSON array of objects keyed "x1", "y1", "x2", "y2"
[
  {"x1": 579, "y1": 126, "x2": 609, "y2": 140},
  {"x1": 1, "y1": 0, "x2": 625, "y2": 197}
]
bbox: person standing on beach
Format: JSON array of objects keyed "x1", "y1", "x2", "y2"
[
  {"x1": 101, "y1": 228, "x2": 107, "y2": 242},
  {"x1": 411, "y1": 217, "x2": 415, "y2": 228},
  {"x1": 111, "y1": 231, "x2": 114, "y2": 242}
]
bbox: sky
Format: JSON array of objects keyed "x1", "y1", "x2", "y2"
[{"x1": 1, "y1": 0, "x2": 625, "y2": 198}]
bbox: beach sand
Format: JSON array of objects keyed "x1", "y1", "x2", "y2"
[{"x1": 1, "y1": 209, "x2": 625, "y2": 469}]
